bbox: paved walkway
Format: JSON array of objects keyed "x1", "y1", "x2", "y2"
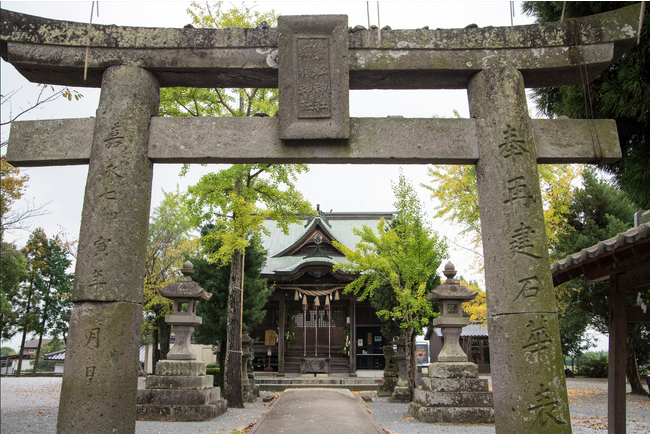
[
  {"x1": 248, "y1": 389, "x2": 382, "y2": 434},
  {"x1": 2, "y1": 376, "x2": 648, "y2": 433}
]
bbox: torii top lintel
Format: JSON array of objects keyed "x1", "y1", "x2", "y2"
[{"x1": 0, "y1": 4, "x2": 641, "y2": 90}]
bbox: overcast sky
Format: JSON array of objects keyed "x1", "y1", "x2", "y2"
[{"x1": 1, "y1": 1, "x2": 607, "y2": 351}]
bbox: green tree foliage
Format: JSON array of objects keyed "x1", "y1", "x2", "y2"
[
  {"x1": 522, "y1": 1, "x2": 650, "y2": 208},
  {"x1": 166, "y1": 2, "x2": 308, "y2": 407},
  {"x1": 1, "y1": 240, "x2": 27, "y2": 341},
  {"x1": 552, "y1": 168, "x2": 649, "y2": 394},
  {"x1": 1, "y1": 346, "x2": 16, "y2": 357},
  {"x1": 31, "y1": 238, "x2": 73, "y2": 374},
  {"x1": 159, "y1": 1, "x2": 278, "y2": 121},
  {"x1": 14, "y1": 228, "x2": 49, "y2": 375},
  {"x1": 142, "y1": 189, "x2": 197, "y2": 367},
  {"x1": 425, "y1": 163, "x2": 581, "y2": 268},
  {"x1": 334, "y1": 173, "x2": 448, "y2": 398},
  {"x1": 191, "y1": 224, "x2": 272, "y2": 388},
  {"x1": 41, "y1": 338, "x2": 65, "y2": 355},
  {"x1": 185, "y1": 164, "x2": 312, "y2": 407}
]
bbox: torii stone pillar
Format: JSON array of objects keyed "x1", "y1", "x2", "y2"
[
  {"x1": 57, "y1": 66, "x2": 159, "y2": 434},
  {"x1": 469, "y1": 66, "x2": 570, "y2": 432}
]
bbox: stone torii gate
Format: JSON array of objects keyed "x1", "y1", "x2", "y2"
[{"x1": 1, "y1": 4, "x2": 642, "y2": 433}]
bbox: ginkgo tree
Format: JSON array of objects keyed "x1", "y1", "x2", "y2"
[
  {"x1": 424, "y1": 163, "x2": 581, "y2": 270},
  {"x1": 159, "y1": 1, "x2": 278, "y2": 120},
  {"x1": 185, "y1": 164, "x2": 313, "y2": 407},
  {"x1": 333, "y1": 173, "x2": 447, "y2": 399}
]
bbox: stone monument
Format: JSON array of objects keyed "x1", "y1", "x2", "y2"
[
  {"x1": 378, "y1": 344, "x2": 398, "y2": 397},
  {"x1": 388, "y1": 331, "x2": 410, "y2": 403},
  {"x1": 136, "y1": 262, "x2": 227, "y2": 421},
  {"x1": 241, "y1": 326, "x2": 258, "y2": 402},
  {"x1": 409, "y1": 262, "x2": 494, "y2": 423}
]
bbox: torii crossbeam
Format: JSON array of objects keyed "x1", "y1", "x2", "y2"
[{"x1": 1, "y1": 4, "x2": 642, "y2": 433}]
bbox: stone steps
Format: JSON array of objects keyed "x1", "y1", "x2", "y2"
[{"x1": 255, "y1": 376, "x2": 382, "y2": 392}]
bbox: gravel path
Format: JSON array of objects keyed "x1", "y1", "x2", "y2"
[{"x1": 2, "y1": 376, "x2": 648, "y2": 434}]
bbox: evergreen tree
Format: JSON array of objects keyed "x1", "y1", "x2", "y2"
[
  {"x1": 31, "y1": 238, "x2": 73, "y2": 374},
  {"x1": 191, "y1": 224, "x2": 272, "y2": 388},
  {"x1": 522, "y1": 1, "x2": 650, "y2": 208},
  {"x1": 14, "y1": 228, "x2": 49, "y2": 375},
  {"x1": 553, "y1": 168, "x2": 649, "y2": 394}
]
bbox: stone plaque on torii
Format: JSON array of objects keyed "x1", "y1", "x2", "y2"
[{"x1": 1, "y1": 4, "x2": 642, "y2": 433}]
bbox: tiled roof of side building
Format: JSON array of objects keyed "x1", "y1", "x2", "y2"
[
  {"x1": 551, "y1": 222, "x2": 650, "y2": 281},
  {"x1": 427, "y1": 323, "x2": 489, "y2": 339},
  {"x1": 44, "y1": 346, "x2": 147, "y2": 363}
]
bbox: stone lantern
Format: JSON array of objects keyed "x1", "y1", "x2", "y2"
[
  {"x1": 136, "y1": 261, "x2": 226, "y2": 421},
  {"x1": 428, "y1": 261, "x2": 477, "y2": 362},
  {"x1": 159, "y1": 261, "x2": 211, "y2": 360},
  {"x1": 409, "y1": 262, "x2": 494, "y2": 424}
]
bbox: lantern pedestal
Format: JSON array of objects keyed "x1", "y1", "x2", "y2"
[{"x1": 409, "y1": 262, "x2": 494, "y2": 424}]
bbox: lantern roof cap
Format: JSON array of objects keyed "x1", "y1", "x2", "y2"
[
  {"x1": 426, "y1": 262, "x2": 478, "y2": 302},
  {"x1": 158, "y1": 261, "x2": 212, "y2": 301}
]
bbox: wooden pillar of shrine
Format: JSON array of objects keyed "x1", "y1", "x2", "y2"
[
  {"x1": 608, "y1": 274, "x2": 627, "y2": 434},
  {"x1": 278, "y1": 299, "x2": 285, "y2": 376}
]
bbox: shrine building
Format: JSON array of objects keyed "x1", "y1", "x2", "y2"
[{"x1": 250, "y1": 207, "x2": 391, "y2": 375}]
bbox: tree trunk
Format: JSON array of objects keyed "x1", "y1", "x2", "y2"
[
  {"x1": 15, "y1": 290, "x2": 33, "y2": 377},
  {"x1": 15, "y1": 327, "x2": 28, "y2": 376},
  {"x1": 224, "y1": 249, "x2": 244, "y2": 408},
  {"x1": 31, "y1": 324, "x2": 46, "y2": 375},
  {"x1": 31, "y1": 300, "x2": 50, "y2": 376},
  {"x1": 218, "y1": 341, "x2": 227, "y2": 390},
  {"x1": 160, "y1": 320, "x2": 171, "y2": 361},
  {"x1": 404, "y1": 327, "x2": 415, "y2": 400},
  {"x1": 411, "y1": 335, "x2": 418, "y2": 391},
  {"x1": 626, "y1": 323, "x2": 648, "y2": 395},
  {"x1": 152, "y1": 326, "x2": 160, "y2": 368}
]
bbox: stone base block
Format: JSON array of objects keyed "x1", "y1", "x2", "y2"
[
  {"x1": 243, "y1": 384, "x2": 256, "y2": 403},
  {"x1": 413, "y1": 389, "x2": 493, "y2": 408},
  {"x1": 57, "y1": 302, "x2": 142, "y2": 434},
  {"x1": 409, "y1": 402, "x2": 494, "y2": 424},
  {"x1": 146, "y1": 375, "x2": 213, "y2": 390},
  {"x1": 388, "y1": 386, "x2": 411, "y2": 403},
  {"x1": 137, "y1": 387, "x2": 221, "y2": 405},
  {"x1": 155, "y1": 360, "x2": 206, "y2": 377},
  {"x1": 421, "y1": 377, "x2": 489, "y2": 393},
  {"x1": 378, "y1": 375, "x2": 397, "y2": 396},
  {"x1": 428, "y1": 362, "x2": 478, "y2": 379},
  {"x1": 136, "y1": 400, "x2": 227, "y2": 422}
]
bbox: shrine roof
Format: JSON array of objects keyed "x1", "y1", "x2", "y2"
[
  {"x1": 551, "y1": 217, "x2": 650, "y2": 287},
  {"x1": 260, "y1": 212, "x2": 393, "y2": 276}
]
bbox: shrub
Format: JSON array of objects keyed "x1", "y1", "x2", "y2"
[
  {"x1": 206, "y1": 367, "x2": 223, "y2": 389},
  {"x1": 576, "y1": 352, "x2": 608, "y2": 378}
]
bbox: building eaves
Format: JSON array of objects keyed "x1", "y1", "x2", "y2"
[{"x1": 551, "y1": 222, "x2": 650, "y2": 286}]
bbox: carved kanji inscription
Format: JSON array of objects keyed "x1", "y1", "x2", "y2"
[
  {"x1": 499, "y1": 124, "x2": 529, "y2": 159},
  {"x1": 297, "y1": 37, "x2": 331, "y2": 119},
  {"x1": 522, "y1": 316, "x2": 552, "y2": 363},
  {"x1": 504, "y1": 177, "x2": 535, "y2": 206},
  {"x1": 89, "y1": 269, "x2": 107, "y2": 291},
  {"x1": 103, "y1": 122, "x2": 125, "y2": 148},
  {"x1": 514, "y1": 276, "x2": 541, "y2": 301},
  {"x1": 86, "y1": 327, "x2": 100, "y2": 349},
  {"x1": 509, "y1": 223, "x2": 541, "y2": 259},
  {"x1": 528, "y1": 384, "x2": 568, "y2": 427}
]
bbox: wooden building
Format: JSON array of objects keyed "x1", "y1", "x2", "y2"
[{"x1": 250, "y1": 209, "x2": 391, "y2": 375}]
